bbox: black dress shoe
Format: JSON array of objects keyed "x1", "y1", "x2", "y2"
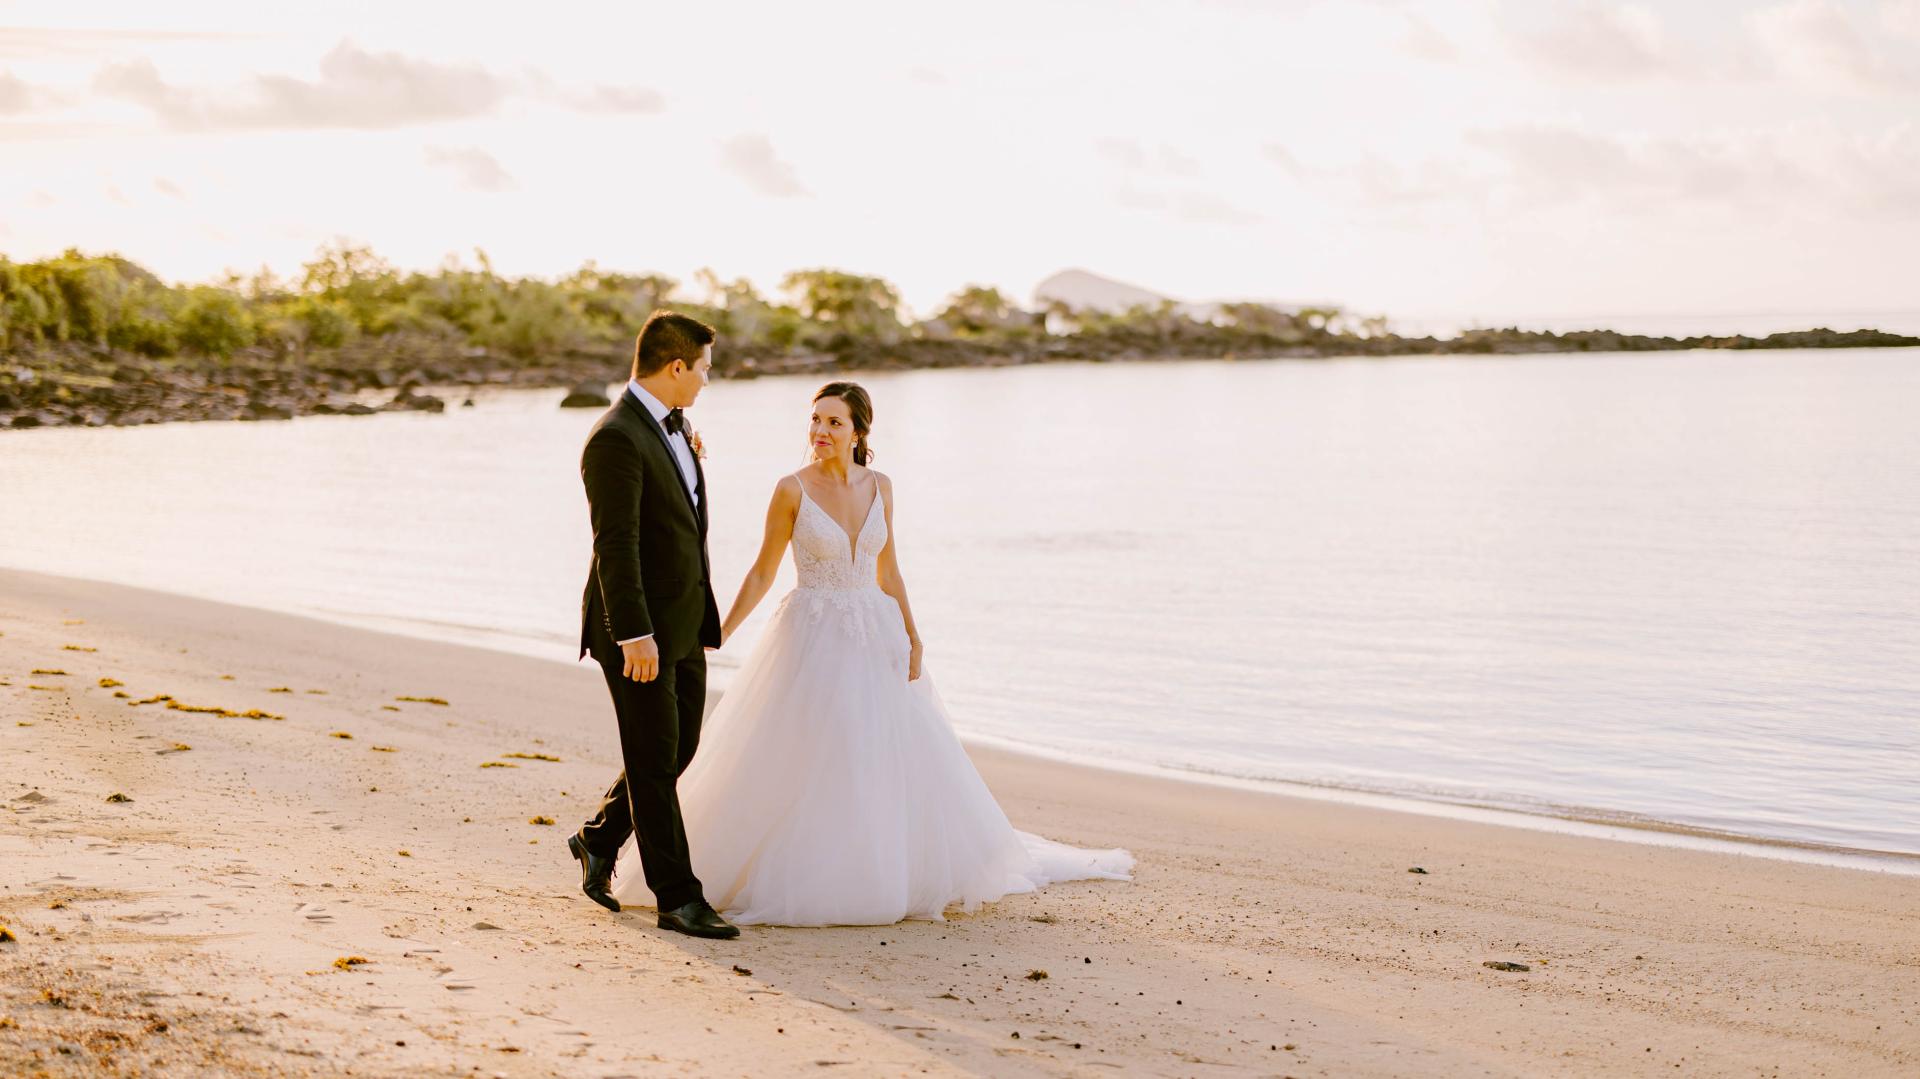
[
  {"x1": 658, "y1": 900, "x2": 739, "y2": 939},
  {"x1": 568, "y1": 833, "x2": 621, "y2": 913}
]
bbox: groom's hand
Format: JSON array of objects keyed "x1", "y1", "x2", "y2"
[{"x1": 622, "y1": 638, "x2": 660, "y2": 683}]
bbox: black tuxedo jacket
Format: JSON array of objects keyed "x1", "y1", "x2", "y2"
[{"x1": 577, "y1": 389, "x2": 722, "y2": 661}]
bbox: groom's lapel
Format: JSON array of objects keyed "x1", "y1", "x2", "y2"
[
  {"x1": 693, "y1": 451, "x2": 709, "y2": 537},
  {"x1": 619, "y1": 389, "x2": 700, "y2": 522}
]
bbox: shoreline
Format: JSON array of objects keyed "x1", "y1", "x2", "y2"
[
  {"x1": 12, "y1": 563, "x2": 1916, "y2": 874},
  {"x1": 4, "y1": 565, "x2": 1918, "y2": 1075},
  {"x1": 6, "y1": 333, "x2": 1918, "y2": 431},
  {"x1": 959, "y1": 731, "x2": 1920, "y2": 876}
]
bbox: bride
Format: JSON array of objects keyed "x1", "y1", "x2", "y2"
[{"x1": 610, "y1": 381, "x2": 1133, "y2": 926}]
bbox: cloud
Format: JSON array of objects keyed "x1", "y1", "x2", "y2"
[
  {"x1": 1096, "y1": 138, "x2": 1200, "y2": 176},
  {"x1": 1117, "y1": 186, "x2": 1260, "y2": 224},
  {"x1": 1746, "y1": 0, "x2": 1920, "y2": 93},
  {"x1": 95, "y1": 42, "x2": 507, "y2": 131},
  {"x1": 719, "y1": 134, "x2": 806, "y2": 197},
  {"x1": 1821, "y1": 120, "x2": 1920, "y2": 211},
  {"x1": 425, "y1": 146, "x2": 516, "y2": 192},
  {"x1": 84, "y1": 40, "x2": 667, "y2": 133},
  {"x1": 1171, "y1": 191, "x2": 1260, "y2": 224},
  {"x1": 153, "y1": 177, "x2": 185, "y2": 199},
  {"x1": 0, "y1": 70, "x2": 31, "y2": 114},
  {"x1": 1889, "y1": 0, "x2": 1920, "y2": 38},
  {"x1": 1399, "y1": 14, "x2": 1458, "y2": 62},
  {"x1": 1267, "y1": 118, "x2": 1919, "y2": 227},
  {"x1": 566, "y1": 84, "x2": 666, "y2": 114},
  {"x1": 1460, "y1": 122, "x2": 1920, "y2": 216},
  {"x1": 1342, "y1": 155, "x2": 1477, "y2": 210},
  {"x1": 1465, "y1": 126, "x2": 1642, "y2": 192},
  {"x1": 1504, "y1": 0, "x2": 1920, "y2": 92},
  {"x1": 1262, "y1": 143, "x2": 1311, "y2": 181},
  {"x1": 1505, "y1": 3, "x2": 1676, "y2": 80}
]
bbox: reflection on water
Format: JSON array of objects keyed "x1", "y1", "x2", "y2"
[{"x1": 5, "y1": 349, "x2": 1918, "y2": 858}]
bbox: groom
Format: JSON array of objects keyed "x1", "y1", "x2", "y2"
[{"x1": 568, "y1": 311, "x2": 737, "y2": 940}]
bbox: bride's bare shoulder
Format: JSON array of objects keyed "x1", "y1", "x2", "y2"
[{"x1": 772, "y1": 472, "x2": 805, "y2": 506}]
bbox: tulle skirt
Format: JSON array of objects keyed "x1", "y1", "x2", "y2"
[{"x1": 610, "y1": 585, "x2": 1134, "y2": 926}]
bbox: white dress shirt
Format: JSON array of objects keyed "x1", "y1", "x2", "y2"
[
  {"x1": 614, "y1": 381, "x2": 699, "y2": 647},
  {"x1": 626, "y1": 380, "x2": 699, "y2": 508}
]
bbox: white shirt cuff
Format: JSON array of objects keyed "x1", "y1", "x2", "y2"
[{"x1": 614, "y1": 634, "x2": 652, "y2": 646}]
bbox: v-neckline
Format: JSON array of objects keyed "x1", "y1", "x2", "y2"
[{"x1": 799, "y1": 482, "x2": 880, "y2": 564}]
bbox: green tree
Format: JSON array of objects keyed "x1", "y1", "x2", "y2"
[
  {"x1": 780, "y1": 269, "x2": 903, "y2": 346},
  {"x1": 1217, "y1": 302, "x2": 1309, "y2": 344},
  {"x1": 930, "y1": 285, "x2": 1028, "y2": 338},
  {"x1": 691, "y1": 269, "x2": 806, "y2": 355},
  {"x1": 475, "y1": 279, "x2": 583, "y2": 360},
  {"x1": 300, "y1": 297, "x2": 355, "y2": 348},
  {"x1": 300, "y1": 240, "x2": 400, "y2": 333},
  {"x1": 175, "y1": 286, "x2": 256, "y2": 357},
  {"x1": 561, "y1": 263, "x2": 677, "y2": 340}
]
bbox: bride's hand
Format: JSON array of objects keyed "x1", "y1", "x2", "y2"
[{"x1": 907, "y1": 638, "x2": 924, "y2": 682}]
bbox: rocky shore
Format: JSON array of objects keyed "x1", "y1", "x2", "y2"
[{"x1": 4, "y1": 325, "x2": 1915, "y2": 430}]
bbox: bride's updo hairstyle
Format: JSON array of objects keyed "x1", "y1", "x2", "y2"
[{"x1": 813, "y1": 381, "x2": 875, "y2": 466}]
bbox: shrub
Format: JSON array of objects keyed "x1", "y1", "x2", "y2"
[{"x1": 175, "y1": 286, "x2": 256, "y2": 357}]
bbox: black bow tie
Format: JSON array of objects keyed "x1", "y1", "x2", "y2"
[{"x1": 662, "y1": 408, "x2": 686, "y2": 435}]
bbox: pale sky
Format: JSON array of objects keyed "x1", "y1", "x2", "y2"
[{"x1": 2, "y1": 0, "x2": 1917, "y2": 324}]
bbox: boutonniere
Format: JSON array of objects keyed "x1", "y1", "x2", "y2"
[{"x1": 687, "y1": 426, "x2": 707, "y2": 460}]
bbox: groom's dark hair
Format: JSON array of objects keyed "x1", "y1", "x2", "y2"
[{"x1": 632, "y1": 311, "x2": 716, "y2": 378}]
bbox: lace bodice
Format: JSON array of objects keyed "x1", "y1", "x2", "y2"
[{"x1": 791, "y1": 483, "x2": 886, "y2": 591}]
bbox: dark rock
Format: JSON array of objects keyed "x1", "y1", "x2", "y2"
[
  {"x1": 559, "y1": 381, "x2": 612, "y2": 408},
  {"x1": 11, "y1": 413, "x2": 43, "y2": 428},
  {"x1": 1408, "y1": 867, "x2": 1428, "y2": 874},
  {"x1": 383, "y1": 388, "x2": 445, "y2": 413}
]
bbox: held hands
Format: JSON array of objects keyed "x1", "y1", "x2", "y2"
[
  {"x1": 622, "y1": 637, "x2": 660, "y2": 683},
  {"x1": 907, "y1": 638, "x2": 924, "y2": 682}
]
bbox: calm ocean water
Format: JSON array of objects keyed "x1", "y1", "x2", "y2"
[{"x1": 4, "y1": 349, "x2": 1917, "y2": 859}]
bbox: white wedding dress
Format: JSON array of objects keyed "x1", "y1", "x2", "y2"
[{"x1": 610, "y1": 483, "x2": 1134, "y2": 926}]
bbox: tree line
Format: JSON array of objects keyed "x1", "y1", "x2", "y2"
[{"x1": 0, "y1": 242, "x2": 1352, "y2": 372}]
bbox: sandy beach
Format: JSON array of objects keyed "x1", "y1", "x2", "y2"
[{"x1": 2, "y1": 565, "x2": 1915, "y2": 1077}]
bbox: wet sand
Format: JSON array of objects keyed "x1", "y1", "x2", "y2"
[{"x1": 2, "y1": 567, "x2": 1915, "y2": 1076}]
